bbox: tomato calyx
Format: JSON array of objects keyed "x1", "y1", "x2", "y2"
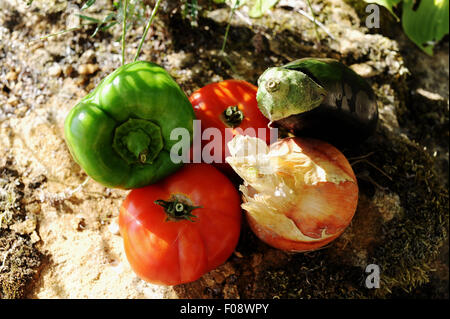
[
  {"x1": 155, "y1": 194, "x2": 202, "y2": 222},
  {"x1": 222, "y1": 105, "x2": 244, "y2": 128}
]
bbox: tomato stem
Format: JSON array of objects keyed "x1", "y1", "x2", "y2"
[
  {"x1": 155, "y1": 197, "x2": 202, "y2": 222},
  {"x1": 222, "y1": 105, "x2": 244, "y2": 128}
]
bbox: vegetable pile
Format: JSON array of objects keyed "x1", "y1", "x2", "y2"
[{"x1": 65, "y1": 53, "x2": 377, "y2": 285}]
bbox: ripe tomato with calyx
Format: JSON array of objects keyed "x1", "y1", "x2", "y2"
[
  {"x1": 189, "y1": 80, "x2": 272, "y2": 175},
  {"x1": 119, "y1": 163, "x2": 242, "y2": 286}
]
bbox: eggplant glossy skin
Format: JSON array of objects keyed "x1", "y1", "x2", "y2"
[{"x1": 257, "y1": 58, "x2": 378, "y2": 146}]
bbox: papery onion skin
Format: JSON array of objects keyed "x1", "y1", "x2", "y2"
[
  {"x1": 246, "y1": 178, "x2": 358, "y2": 252},
  {"x1": 227, "y1": 136, "x2": 358, "y2": 252}
]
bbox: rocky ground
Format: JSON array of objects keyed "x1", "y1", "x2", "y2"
[{"x1": 0, "y1": 0, "x2": 448, "y2": 299}]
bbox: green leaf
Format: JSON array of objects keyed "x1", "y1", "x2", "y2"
[
  {"x1": 364, "y1": 0, "x2": 401, "y2": 20},
  {"x1": 91, "y1": 12, "x2": 116, "y2": 37},
  {"x1": 221, "y1": 0, "x2": 246, "y2": 8},
  {"x1": 77, "y1": 14, "x2": 102, "y2": 23},
  {"x1": 248, "y1": 0, "x2": 278, "y2": 18},
  {"x1": 81, "y1": 0, "x2": 96, "y2": 11},
  {"x1": 402, "y1": 0, "x2": 449, "y2": 55},
  {"x1": 100, "y1": 21, "x2": 119, "y2": 31}
]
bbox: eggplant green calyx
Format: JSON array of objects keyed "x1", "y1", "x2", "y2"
[
  {"x1": 265, "y1": 79, "x2": 281, "y2": 93},
  {"x1": 155, "y1": 196, "x2": 202, "y2": 222},
  {"x1": 113, "y1": 118, "x2": 163, "y2": 165},
  {"x1": 223, "y1": 105, "x2": 244, "y2": 128},
  {"x1": 257, "y1": 67, "x2": 327, "y2": 121}
]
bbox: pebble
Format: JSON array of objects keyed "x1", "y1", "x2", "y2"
[
  {"x1": 74, "y1": 215, "x2": 87, "y2": 231},
  {"x1": 26, "y1": 202, "x2": 41, "y2": 215},
  {"x1": 108, "y1": 220, "x2": 120, "y2": 236},
  {"x1": 416, "y1": 88, "x2": 444, "y2": 101},
  {"x1": 7, "y1": 96, "x2": 19, "y2": 107},
  {"x1": 6, "y1": 71, "x2": 17, "y2": 81},
  {"x1": 350, "y1": 63, "x2": 379, "y2": 78},
  {"x1": 48, "y1": 63, "x2": 62, "y2": 77},
  {"x1": 14, "y1": 106, "x2": 29, "y2": 117},
  {"x1": 10, "y1": 218, "x2": 36, "y2": 235},
  {"x1": 78, "y1": 63, "x2": 99, "y2": 75},
  {"x1": 63, "y1": 64, "x2": 73, "y2": 77},
  {"x1": 30, "y1": 231, "x2": 41, "y2": 244},
  {"x1": 166, "y1": 52, "x2": 195, "y2": 69},
  {"x1": 80, "y1": 49, "x2": 96, "y2": 64}
]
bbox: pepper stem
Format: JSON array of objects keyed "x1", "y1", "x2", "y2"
[
  {"x1": 125, "y1": 130, "x2": 150, "y2": 164},
  {"x1": 222, "y1": 105, "x2": 244, "y2": 128},
  {"x1": 155, "y1": 196, "x2": 202, "y2": 222},
  {"x1": 113, "y1": 118, "x2": 163, "y2": 165}
]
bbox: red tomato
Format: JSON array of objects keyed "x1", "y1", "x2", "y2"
[
  {"x1": 119, "y1": 163, "x2": 242, "y2": 286},
  {"x1": 189, "y1": 80, "x2": 271, "y2": 175}
]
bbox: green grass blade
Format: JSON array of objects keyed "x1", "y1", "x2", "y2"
[
  {"x1": 122, "y1": 0, "x2": 129, "y2": 65},
  {"x1": 133, "y1": 0, "x2": 163, "y2": 62},
  {"x1": 81, "y1": 0, "x2": 97, "y2": 11}
]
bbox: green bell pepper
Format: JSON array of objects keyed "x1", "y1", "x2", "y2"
[{"x1": 64, "y1": 61, "x2": 195, "y2": 189}]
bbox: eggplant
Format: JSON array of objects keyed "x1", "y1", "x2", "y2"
[{"x1": 256, "y1": 58, "x2": 378, "y2": 146}]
